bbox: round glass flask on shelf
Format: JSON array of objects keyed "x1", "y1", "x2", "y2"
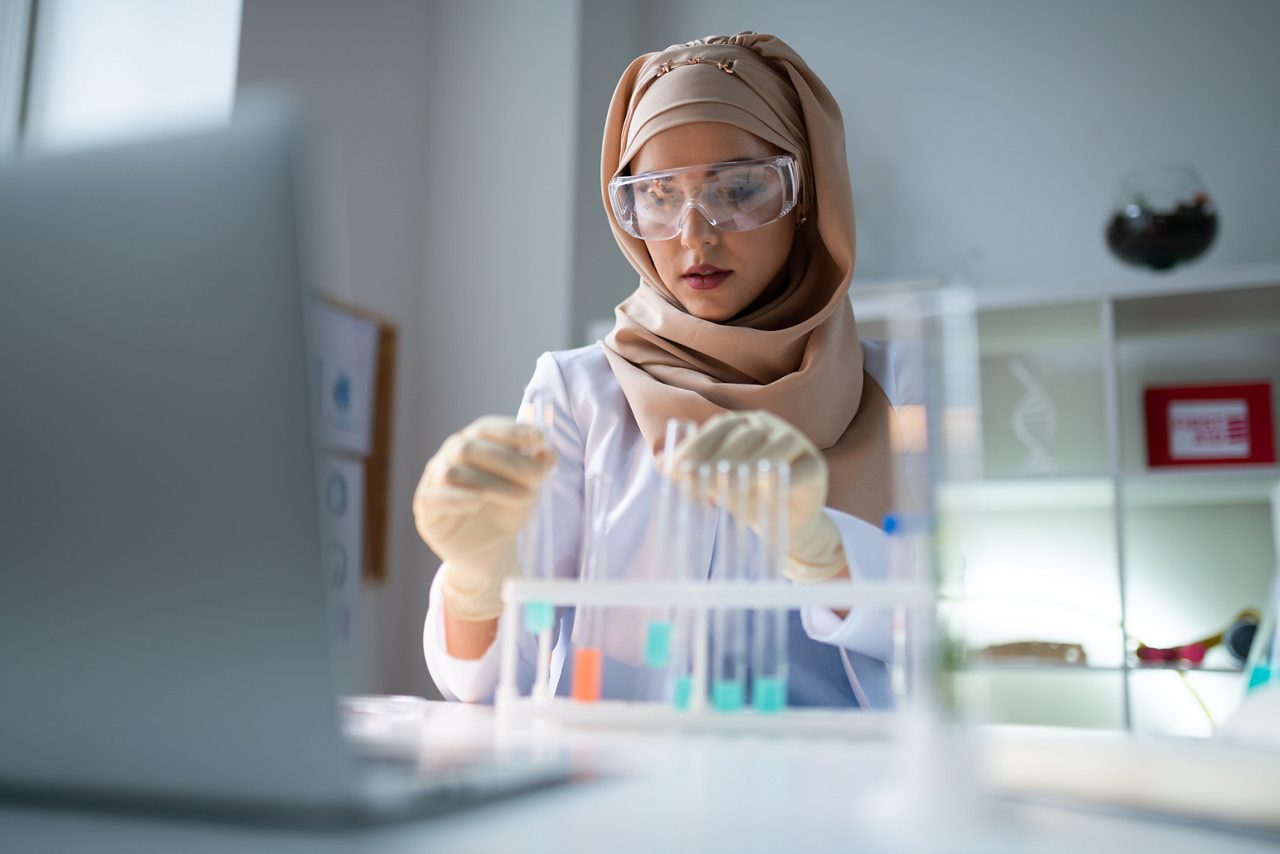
[{"x1": 1104, "y1": 162, "x2": 1218, "y2": 272}]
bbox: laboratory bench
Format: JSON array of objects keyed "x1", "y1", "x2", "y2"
[{"x1": 2, "y1": 699, "x2": 1278, "y2": 854}]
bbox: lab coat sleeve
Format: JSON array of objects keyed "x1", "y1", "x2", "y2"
[
  {"x1": 422, "y1": 351, "x2": 586, "y2": 703},
  {"x1": 422, "y1": 568, "x2": 501, "y2": 702},
  {"x1": 798, "y1": 507, "x2": 892, "y2": 664}
]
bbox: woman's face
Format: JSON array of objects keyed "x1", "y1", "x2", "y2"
[{"x1": 629, "y1": 122, "x2": 796, "y2": 323}]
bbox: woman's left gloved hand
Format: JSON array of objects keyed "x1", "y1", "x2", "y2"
[{"x1": 665, "y1": 410, "x2": 847, "y2": 583}]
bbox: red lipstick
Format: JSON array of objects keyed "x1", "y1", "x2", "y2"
[{"x1": 682, "y1": 263, "x2": 731, "y2": 291}]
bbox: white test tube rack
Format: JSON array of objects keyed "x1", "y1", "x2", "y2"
[{"x1": 494, "y1": 575, "x2": 936, "y2": 737}]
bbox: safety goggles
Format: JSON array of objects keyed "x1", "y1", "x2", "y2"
[{"x1": 608, "y1": 155, "x2": 800, "y2": 241}]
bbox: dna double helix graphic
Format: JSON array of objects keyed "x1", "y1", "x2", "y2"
[{"x1": 1008, "y1": 358, "x2": 1058, "y2": 475}]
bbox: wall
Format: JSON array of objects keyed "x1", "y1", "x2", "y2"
[
  {"x1": 237, "y1": 0, "x2": 579, "y2": 697},
  {"x1": 237, "y1": 0, "x2": 436, "y2": 695},
  {"x1": 569, "y1": 0, "x2": 645, "y2": 346},
  {"x1": 560, "y1": 0, "x2": 1280, "y2": 326}
]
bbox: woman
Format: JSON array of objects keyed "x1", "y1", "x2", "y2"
[{"x1": 414, "y1": 33, "x2": 901, "y2": 706}]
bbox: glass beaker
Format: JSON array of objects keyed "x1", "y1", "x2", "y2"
[{"x1": 1105, "y1": 162, "x2": 1218, "y2": 272}]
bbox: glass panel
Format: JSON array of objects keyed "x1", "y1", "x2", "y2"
[
  {"x1": 1129, "y1": 671, "x2": 1247, "y2": 737},
  {"x1": 978, "y1": 302, "x2": 1110, "y2": 477},
  {"x1": 1123, "y1": 496, "x2": 1275, "y2": 669},
  {"x1": 946, "y1": 502, "x2": 1123, "y2": 669},
  {"x1": 1114, "y1": 285, "x2": 1280, "y2": 475},
  {"x1": 951, "y1": 670, "x2": 1125, "y2": 729}
]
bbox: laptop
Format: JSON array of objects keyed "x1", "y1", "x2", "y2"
[{"x1": 0, "y1": 104, "x2": 569, "y2": 824}]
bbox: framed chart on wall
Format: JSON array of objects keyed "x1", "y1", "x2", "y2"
[
  {"x1": 1144, "y1": 382, "x2": 1275, "y2": 468},
  {"x1": 309, "y1": 296, "x2": 397, "y2": 584}
]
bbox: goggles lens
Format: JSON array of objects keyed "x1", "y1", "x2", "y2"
[{"x1": 609, "y1": 155, "x2": 800, "y2": 241}]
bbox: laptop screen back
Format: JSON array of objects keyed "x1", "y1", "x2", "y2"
[{"x1": 0, "y1": 109, "x2": 357, "y2": 810}]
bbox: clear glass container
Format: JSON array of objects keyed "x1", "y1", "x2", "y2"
[{"x1": 1105, "y1": 162, "x2": 1218, "y2": 272}]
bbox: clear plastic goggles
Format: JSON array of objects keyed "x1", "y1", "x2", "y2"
[{"x1": 608, "y1": 155, "x2": 800, "y2": 241}]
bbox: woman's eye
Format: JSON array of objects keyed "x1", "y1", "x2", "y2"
[
  {"x1": 635, "y1": 182, "x2": 678, "y2": 209},
  {"x1": 719, "y1": 181, "x2": 763, "y2": 204}
]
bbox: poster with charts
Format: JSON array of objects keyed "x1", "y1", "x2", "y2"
[
  {"x1": 310, "y1": 300, "x2": 378, "y2": 457},
  {"x1": 320, "y1": 454, "x2": 364, "y2": 681}
]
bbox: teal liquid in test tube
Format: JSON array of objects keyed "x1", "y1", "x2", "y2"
[
  {"x1": 1244, "y1": 572, "x2": 1279, "y2": 694},
  {"x1": 751, "y1": 459, "x2": 789, "y2": 713},
  {"x1": 710, "y1": 461, "x2": 750, "y2": 712},
  {"x1": 517, "y1": 391, "x2": 556, "y2": 699},
  {"x1": 672, "y1": 461, "x2": 712, "y2": 710},
  {"x1": 646, "y1": 419, "x2": 696, "y2": 680}
]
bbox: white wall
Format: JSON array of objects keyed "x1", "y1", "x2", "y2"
[
  {"x1": 596, "y1": 0, "x2": 1280, "y2": 299},
  {"x1": 419, "y1": 0, "x2": 577, "y2": 428},
  {"x1": 237, "y1": 0, "x2": 578, "y2": 697},
  {"x1": 237, "y1": 0, "x2": 436, "y2": 696}
]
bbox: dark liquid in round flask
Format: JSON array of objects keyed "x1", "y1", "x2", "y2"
[{"x1": 1105, "y1": 163, "x2": 1218, "y2": 271}]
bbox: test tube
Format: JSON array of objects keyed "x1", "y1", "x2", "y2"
[
  {"x1": 646, "y1": 419, "x2": 697, "y2": 681},
  {"x1": 687, "y1": 462, "x2": 714, "y2": 713},
  {"x1": 884, "y1": 513, "x2": 926, "y2": 707},
  {"x1": 517, "y1": 391, "x2": 556, "y2": 701},
  {"x1": 710, "y1": 461, "x2": 749, "y2": 712},
  {"x1": 751, "y1": 459, "x2": 790, "y2": 713},
  {"x1": 572, "y1": 471, "x2": 610, "y2": 703},
  {"x1": 667, "y1": 459, "x2": 700, "y2": 709}
]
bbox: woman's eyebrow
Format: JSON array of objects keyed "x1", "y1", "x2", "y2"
[{"x1": 644, "y1": 155, "x2": 763, "y2": 179}]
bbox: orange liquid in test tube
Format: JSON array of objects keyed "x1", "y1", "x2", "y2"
[{"x1": 572, "y1": 647, "x2": 603, "y2": 702}]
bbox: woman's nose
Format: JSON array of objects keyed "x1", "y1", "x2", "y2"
[{"x1": 678, "y1": 201, "x2": 719, "y2": 248}]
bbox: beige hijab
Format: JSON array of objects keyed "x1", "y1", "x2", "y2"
[{"x1": 600, "y1": 33, "x2": 895, "y2": 526}]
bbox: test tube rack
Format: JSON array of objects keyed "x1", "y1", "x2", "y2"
[{"x1": 495, "y1": 575, "x2": 936, "y2": 737}]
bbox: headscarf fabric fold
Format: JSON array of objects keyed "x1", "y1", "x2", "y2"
[{"x1": 600, "y1": 32, "x2": 895, "y2": 526}]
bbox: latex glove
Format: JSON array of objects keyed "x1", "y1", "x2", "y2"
[
  {"x1": 667, "y1": 410, "x2": 846, "y2": 583},
  {"x1": 413, "y1": 416, "x2": 556, "y2": 620}
]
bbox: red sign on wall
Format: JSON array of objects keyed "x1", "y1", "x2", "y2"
[{"x1": 1144, "y1": 383, "x2": 1275, "y2": 468}]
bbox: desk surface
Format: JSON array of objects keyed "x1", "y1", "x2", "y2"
[{"x1": 3, "y1": 700, "x2": 1278, "y2": 854}]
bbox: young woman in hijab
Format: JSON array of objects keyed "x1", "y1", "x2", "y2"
[{"x1": 414, "y1": 33, "x2": 901, "y2": 707}]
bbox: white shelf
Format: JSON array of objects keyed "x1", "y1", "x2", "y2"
[
  {"x1": 957, "y1": 663, "x2": 1244, "y2": 675},
  {"x1": 1121, "y1": 467, "x2": 1280, "y2": 507},
  {"x1": 973, "y1": 261, "x2": 1280, "y2": 311},
  {"x1": 954, "y1": 271, "x2": 1280, "y2": 735},
  {"x1": 941, "y1": 476, "x2": 1113, "y2": 511}
]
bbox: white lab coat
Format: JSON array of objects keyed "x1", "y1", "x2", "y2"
[{"x1": 423, "y1": 340, "x2": 905, "y2": 707}]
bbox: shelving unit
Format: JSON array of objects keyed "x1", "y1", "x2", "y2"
[{"x1": 946, "y1": 263, "x2": 1280, "y2": 735}]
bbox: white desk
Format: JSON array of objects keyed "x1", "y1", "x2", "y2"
[{"x1": 2, "y1": 701, "x2": 1278, "y2": 854}]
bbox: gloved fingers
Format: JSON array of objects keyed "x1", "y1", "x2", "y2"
[
  {"x1": 456, "y1": 435, "x2": 556, "y2": 488},
  {"x1": 751, "y1": 426, "x2": 810, "y2": 468},
  {"x1": 710, "y1": 419, "x2": 773, "y2": 466},
  {"x1": 413, "y1": 485, "x2": 485, "y2": 544},
  {"x1": 463, "y1": 415, "x2": 553, "y2": 458},
  {"x1": 441, "y1": 462, "x2": 537, "y2": 508},
  {"x1": 670, "y1": 412, "x2": 749, "y2": 471},
  {"x1": 788, "y1": 452, "x2": 827, "y2": 495},
  {"x1": 415, "y1": 482, "x2": 484, "y2": 512}
]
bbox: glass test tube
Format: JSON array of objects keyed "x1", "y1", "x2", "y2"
[
  {"x1": 885, "y1": 515, "x2": 924, "y2": 707},
  {"x1": 646, "y1": 419, "x2": 697, "y2": 684},
  {"x1": 751, "y1": 459, "x2": 790, "y2": 713},
  {"x1": 710, "y1": 461, "x2": 749, "y2": 712},
  {"x1": 571, "y1": 472, "x2": 609, "y2": 703},
  {"x1": 517, "y1": 391, "x2": 556, "y2": 701},
  {"x1": 1244, "y1": 570, "x2": 1279, "y2": 694},
  {"x1": 686, "y1": 463, "x2": 713, "y2": 712},
  {"x1": 668, "y1": 460, "x2": 703, "y2": 709}
]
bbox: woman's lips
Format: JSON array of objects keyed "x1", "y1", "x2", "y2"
[{"x1": 683, "y1": 265, "x2": 731, "y2": 291}]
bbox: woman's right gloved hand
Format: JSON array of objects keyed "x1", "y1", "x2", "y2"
[{"x1": 413, "y1": 416, "x2": 556, "y2": 621}]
